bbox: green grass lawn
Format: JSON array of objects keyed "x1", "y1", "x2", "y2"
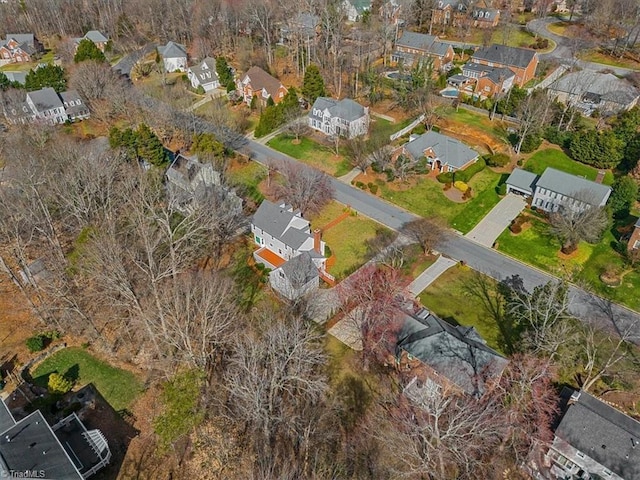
[
  {"x1": 379, "y1": 168, "x2": 502, "y2": 233},
  {"x1": 1, "y1": 50, "x2": 55, "y2": 72},
  {"x1": 435, "y1": 106, "x2": 510, "y2": 144},
  {"x1": 370, "y1": 116, "x2": 414, "y2": 140},
  {"x1": 227, "y1": 160, "x2": 267, "y2": 203},
  {"x1": 579, "y1": 50, "x2": 640, "y2": 70},
  {"x1": 419, "y1": 266, "x2": 504, "y2": 354},
  {"x1": 267, "y1": 134, "x2": 352, "y2": 177},
  {"x1": 31, "y1": 347, "x2": 144, "y2": 411},
  {"x1": 525, "y1": 148, "x2": 614, "y2": 185},
  {"x1": 459, "y1": 26, "x2": 536, "y2": 49},
  {"x1": 310, "y1": 201, "x2": 386, "y2": 279}
]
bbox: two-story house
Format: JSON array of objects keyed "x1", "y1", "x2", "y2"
[
  {"x1": 342, "y1": 0, "x2": 372, "y2": 21},
  {"x1": 73, "y1": 30, "x2": 109, "y2": 52},
  {"x1": 0, "y1": 33, "x2": 42, "y2": 63},
  {"x1": 308, "y1": 97, "x2": 370, "y2": 138},
  {"x1": 461, "y1": 62, "x2": 516, "y2": 97},
  {"x1": 394, "y1": 130, "x2": 479, "y2": 173},
  {"x1": 157, "y1": 41, "x2": 188, "y2": 72},
  {"x1": 187, "y1": 57, "x2": 220, "y2": 92},
  {"x1": 431, "y1": 0, "x2": 500, "y2": 29},
  {"x1": 469, "y1": 44, "x2": 538, "y2": 87},
  {"x1": 4, "y1": 88, "x2": 89, "y2": 125},
  {"x1": 391, "y1": 31, "x2": 455, "y2": 71},
  {"x1": 251, "y1": 200, "x2": 329, "y2": 299},
  {"x1": 506, "y1": 167, "x2": 612, "y2": 213},
  {"x1": 627, "y1": 218, "x2": 640, "y2": 251},
  {"x1": 26, "y1": 87, "x2": 68, "y2": 124},
  {"x1": 543, "y1": 388, "x2": 640, "y2": 480},
  {"x1": 237, "y1": 66, "x2": 288, "y2": 107}
]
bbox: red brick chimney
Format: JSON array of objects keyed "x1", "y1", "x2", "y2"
[{"x1": 313, "y1": 229, "x2": 322, "y2": 254}]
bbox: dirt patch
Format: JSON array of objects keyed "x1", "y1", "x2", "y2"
[
  {"x1": 558, "y1": 249, "x2": 580, "y2": 261},
  {"x1": 437, "y1": 117, "x2": 509, "y2": 155},
  {"x1": 601, "y1": 390, "x2": 640, "y2": 418},
  {"x1": 443, "y1": 186, "x2": 466, "y2": 203}
]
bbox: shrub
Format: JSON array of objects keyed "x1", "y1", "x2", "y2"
[
  {"x1": 498, "y1": 183, "x2": 507, "y2": 195},
  {"x1": 384, "y1": 170, "x2": 396, "y2": 182},
  {"x1": 444, "y1": 182, "x2": 452, "y2": 191},
  {"x1": 371, "y1": 163, "x2": 383, "y2": 173},
  {"x1": 26, "y1": 335, "x2": 45, "y2": 353},
  {"x1": 518, "y1": 134, "x2": 543, "y2": 153},
  {"x1": 455, "y1": 158, "x2": 486, "y2": 182},
  {"x1": 462, "y1": 187, "x2": 473, "y2": 200},
  {"x1": 486, "y1": 153, "x2": 510, "y2": 167},
  {"x1": 374, "y1": 178, "x2": 386, "y2": 186},
  {"x1": 517, "y1": 159, "x2": 524, "y2": 166},
  {"x1": 369, "y1": 184, "x2": 378, "y2": 195},
  {"x1": 437, "y1": 171, "x2": 453, "y2": 183},
  {"x1": 510, "y1": 223, "x2": 522, "y2": 234},
  {"x1": 543, "y1": 126, "x2": 573, "y2": 148},
  {"x1": 195, "y1": 85, "x2": 205, "y2": 95},
  {"x1": 48, "y1": 372, "x2": 73, "y2": 395},
  {"x1": 454, "y1": 180, "x2": 469, "y2": 192},
  {"x1": 355, "y1": 181, "x2": 366, "y2": 189},
  {"x1": 367, "y1": 182, "x2": 375, "y2": 189}
]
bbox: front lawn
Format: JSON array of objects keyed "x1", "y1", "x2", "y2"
[
  {"x1": 525, "y1": 148, "x2": 614, "y2": 185},
  {"x1": 31, "y1": 347, "x2": 144, "y2": 411},
  {"x1": 379, "y1": 168, "x2": 502, "y2": 233},
  {"x1": 579, "y1": 50, "x2": 640, "y2": 70},
  {"x1": 419, "y1": 266, "x2": 504, "y2": 354},
  {"x1": 267, "y1": 134, "x2": 352, "y2": 177},
  {"x1": 310, "y1": 201, "x2": 386, "y2": 279}
]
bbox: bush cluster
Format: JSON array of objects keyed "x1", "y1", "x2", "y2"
[
  {"x1": 25, "y1": 330, "x2": 62, "y2": 353},
  {"x1": 437, "y1": 158, "x2": 486, "y2": 183},
  {"x1": 485, "y1": 153, "x2": 510, "y2": 167},
  {"x1": 454, "y1": 180, "x2": 469, "y2": 192}
]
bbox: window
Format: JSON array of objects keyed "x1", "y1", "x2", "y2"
[
  {"x1": 576, "y1": 451, "x2": 585, "y2": 459},
  {"x1": 603, "y1": 470, "x2": 612, "y2": 477}
]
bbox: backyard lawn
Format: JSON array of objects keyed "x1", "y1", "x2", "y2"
[
  {"x1": 419, "y1": 266, "x2": 504, "y2": 354},
  {"x1": 267, "y1": 134, "x2": 352, "y2": 177},
  {"x1": 369, "y1": 116, "x2": 414, "y2": 140},
  {"x1": 524, "y1": 148, "x2": 614, "y2": 185},
  {"x1": 32, "y1": 347, "x2": 144, "y2": 411},
  {"x1": 578, "y1": 50, "x2": 640, "y2": 70},
  {"x1": 227, "y1": 159, "x2": 267, "y2": 203},
  {"x1": 379, "y1": 168, "x2": 503, "y2": 233},
  {"x1": 0, "y1": 51, "x2": 55, "y2": 72},
  {"x1": 310, "y1": 201, "x2": 385, "y2": 279}
]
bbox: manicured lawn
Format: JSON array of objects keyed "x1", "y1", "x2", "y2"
[
  {"x1": 379, "y1": 168, "x2": 502, "y2": 233},
  {"x1": 461, "y1": 27, "x2": 538, "y2": 49},
  {"x1": 401, "y1": 244, "x2": 437, "y2": 279},
  {"x1": 227, "y1": 160, "x2": 267, "y2": 203},
  {"x1": 435, "y1": 106, "x2": 510, "y2": 145},
  {"x1": 370, "y1": 116, "x2": 414, "y2": 140},
  {"x1": 419, "y1": 266, "x2": 504, "y2": 354},
  {"x1": 525, "y1": 148, "x2": 614, "y2": 185},
  {"x1": 32, "y1": 347, "x2": 144, "y2": 411},
  {"x1": 1, "y1": 51, "x2": 55, "y2": 72},
  {"x1": 579, "y1": 50, "x2": 640, "y2": 70},
  {"x1": 310, "y1": 201, "x2": 386, "y2": 279},
  {"x1": 547, "y1": 22, "x2": 572, "y2": 37},
  {"x1": 267, "y1": 134, "x2": 352, "y2": 177}
]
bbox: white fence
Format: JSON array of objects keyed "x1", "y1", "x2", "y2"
[{"x1": 390, "y1": 113, "x2": 426, "y2": 141}]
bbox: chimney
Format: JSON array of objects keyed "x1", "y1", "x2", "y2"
[{"x1": 313, "y1": 229, "x2": 322, "y2": 254}]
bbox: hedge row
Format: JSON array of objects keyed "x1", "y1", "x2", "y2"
[{"x1": 436, "y1": 158, "x2": 486, "y2": 184}]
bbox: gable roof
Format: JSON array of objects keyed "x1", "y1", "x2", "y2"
[
  {"x1": 27, "y1": 87, "x2": 64, "y2": 112},
  {"x1": 505, "y1": 168, "x2": 538, "y2": 195},
  {"x1": 404, "y1": 130, "x2": 478, "y2": 169},
  {"x1": 59, "y1": 90, "x2": 86, "y2": 116},
  {"x1": 555, "y1": 389, "x2": 640, "y2": 479},
  {"x1": 252, "y1": 200, "x2": 311, "y2": 250},
  {"x1": 472, "y1": 7, "x2": 499, "y2": 21},
  {"x1": 309, "y1": 97, "x2": 367, "y2": 122},
  {"x1": 243, "y1": 66, "x2": 285, "y2": 99},
  {"x1": 84, "y1": 30, "x2": 108, "y2": 43},
  {"x1": 159, "y1": 41, "x2": 187, "y2": 59},
  {"x1": 3, "y1": 71, "x2": 27, "y2": 85},
  {"x1": 472, "y1": 44, "x2": 537, "y2": 70},
  {"x1": 188, "y1": 57, "x2": 219, "y2": 85},
  {"x1": 0, "y1": 399, "x2": 15, "y2": 433},
  {"x1": 635, "y1": 217, "x2": 640, "y2": 228},
  {"x1": 550, "y1": 70, "x2": 639, "y2": 106},
  {"x1": 397, "y1": 308, "x2": 507, "y2": 396},
  {"x1": 396, "y1": 31, "x2": 452, "y2": 58},
  {"x1": 279, "y1": 251, "x2": 319, "y2": 288},
  {"x1": 536, "y1": 167, "x2": 612, "y2": 206},
  {"x1": 346, "y1": 0, "x2": 372, "y2": 14},
  {"x1": 5, "y1": 33, "x2": 34, "y2": 46}
]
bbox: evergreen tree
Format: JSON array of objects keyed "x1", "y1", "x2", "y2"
[
  {"x1": 215, "y1": 57, "x2": 234, "y2": 91},
  {"x1": 266, "y1": 96, "x2": 275, "y2": 107},
  {"x1": 136, "y1": 123, "x2": 168, "y2": 166},
  {"x1": 0, "y1": 72, "x2": 10, "y2": 91},
  {"x1": 570, "y1": 130, "x2": 624, "y2": 169},
  {"x1": 280, "y1": 87, "x2": 299, "y2": 115},
  {"x1": 609, "y1": 176, "x2": 638, "y2": 218},
  {"x1": 25, "y1": 64, "x2": 67, "y2": 92},
  {"x1": 192, "y1": 133, "x2": 225, "y2": 157},
  {"x1": 74, "y1": 39, "x2": 106, "y2": 63},
  {"x1": 302, "y1": 64, "x2": 325, "y2": 103}
]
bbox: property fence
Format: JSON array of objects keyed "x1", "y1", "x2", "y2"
[{"x1": 390, "y1": 113, "x2": 425, "y2": 141}]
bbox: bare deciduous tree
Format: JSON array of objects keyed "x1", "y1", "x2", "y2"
[
  {"x1": 344, "y1": 135, "x2": 370, "y2": 173},
  {"x1": 273, "y1": 160, "x2": 334, "y2": 216},
  {"x1": 401, "y1": 217, "x2": 446, "y2": 255},
  {"x1": 549, "y1": 195, "x2": 609, "y2": 254}
]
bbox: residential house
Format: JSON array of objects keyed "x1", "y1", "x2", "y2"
[
  {"x1": 396, "y1": 305, "x2": 508, "y2": 398},
  {"x1": 431, "y1": 0, "x2": 500, "y2": 28},
  {"x1": 236, "y1": 66, "x2": 288, "y2": 106},
  {"x1": 0, "y1": 399, "x2": 111, "y2": 479},
  {"x1": 3, "y1": 70, "x2": 27, "y2": 85},
  {"x1": 342, "y1": 0, "x2": 372, "y2": 21},
  {"x1": 391, "y1": 31, "x2": 455, "y2": 71},
  {"x1": 4, "y1": 87, "x2": 89, "y2": 125},
  {"x1": 394, "y1": 130, "x2": 479, "y2": 173},
  {"x1": 187, "y1": 57, "x2": 220, "y2": 92},
  {"x1": 157, "y1": 41, "x2": 188, "y2": 72},
  {"x1": 74, "y1": 30, "x2": 109, "y2": 52},
  {"x1": 280, "y1": 12, "x2": 320, "y2": 43},
  {"x1": 0, "y1": 33, "x2": 42, "y2": 63},
  {"x1": 308, "y1": 97, "x2": 370, "y2": 138},
  {"x1": 628, "y1": 218, "x2": 640, "y2": 250},
  {"x1": 380, "y1": 0, "x2": 403, "y2": 25},
  {"x1": 165, "y1": 153, "x2": 242, "y2": 215},
  {"x1": 547, "y1": 69, "x2": 640, "y2": 116},
  {"x1": 543, "y1": 388, "x2": 640, "y2": 480},
  {"x1": 461, "y1": 62, "x2": 515, "y2": 97},
  {"x1": 251, "y1": 200, "x2": 329, "y2": 298},
  {"x1": 505, "y1": 167, "x2": 612, "y2": 213},
  {"x1": 469, "y1": 44, "x2": 538, "y2": 87}
]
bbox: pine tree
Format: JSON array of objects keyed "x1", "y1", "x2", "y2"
[
  {"x1": 48, "y1": 373, "x2": 73, "y2": 395},
  {"x1": 302, "y1": 64, "x2": 325, "y2": 103},
  {"x1": 25, "y1": 64, "x2": 67, "y2": 92},
  {"x1": 74, "y1": 39, "x2": 106, "y2": 63},
  {"x1": 215, "y1": 56, "x2": 234, "y2": 89},
  {"x1": 0, "y1": 72, "x2": 10, "y2": 91},
  {"x1": 136, "y1": 123, "x2": 168, "y2": 166}
]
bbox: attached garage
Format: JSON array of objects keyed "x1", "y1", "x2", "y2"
[{"x1": 505, "y1": 168, "x2": 538, "y2": 198}]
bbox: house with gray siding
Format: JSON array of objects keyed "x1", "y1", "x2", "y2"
[
  {"x1": 157, "y1": 41, "x2": 188, "y2": 72},
  {"x1": 268, "y1": 251, "x2": 320, "y2": 300},
  {"x1": 393, "y1": 130, "x2": 479, "y2": 173},
  {"x1": 308, "y1": 97, "x2": 370, "y2": 138},
  {"x1": 4, "y1": 87, "x2": 90, "y2": 125},
  {"x1": 506, "y1": 167, "x2": 611, "y2": 213},
  {"x1": 187, "y1": 57, "x2": 220, "y2": 92}
]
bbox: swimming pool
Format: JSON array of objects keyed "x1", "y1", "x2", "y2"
[{"x1": 440, "y1": 88, "x2": 460, "y2": 98}]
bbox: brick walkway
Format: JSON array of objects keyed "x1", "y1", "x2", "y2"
[{"x1": 320, "y1": 209, "x2": 351, "y2": 231}]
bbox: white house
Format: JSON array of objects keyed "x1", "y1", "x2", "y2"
[
  {"x1": 187, "y1": 57, "x2": 220, "y2": 92},
  {"x1": 268, "y1": 251, "x2": 320, "y2": 300},
  {"x1": 342, "y1": 0, "x2": 372, "y2": 21},
  {"x1": 4, "y1": 87, "x2": 90, "y2": 125},
  {"x1": 308, "y1": 97, "x2": 370, "y2": 138},
  {"x1": 157, "y1": 41, "x2": 188, "y2": 72},
  {"x1": 506, "y1": 167, "x2": 612, "y2": 213}
]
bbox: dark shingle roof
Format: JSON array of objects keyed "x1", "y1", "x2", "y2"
[
  {"x1": 27, "y1": 87, "x2": 63, "y2": 112},
  {"x1": 252, "y1": 200, "x2": 312, "y2": 249},
  {"x1": 84, "y1": 30, "x2": 108, "y2": 43},
  {"x1": 536, "y1": 167, "x2": 611, "y2": 206},
  {"x1": 188, "y1": 57, "x2": 219, "y2": 86},
  {"x1": 243, "y1": 66, "x2": 285, "y2": 99},
  {"x1": 472, "y1": 44, "x2": 537, "y2": 70},
  {"x1": 0, "y1": 399, "x2": 15, "y2": 433},
  {"x1": 309, "y1": 97, "x2": 367, "y2": 122},
  {"x1": 506, "y1": 168, "x2": 538, "y2": 195},
  {"x1": 397, "y1": 308, "x2": 507, "y2": 396},
  {"x1": 279, "y1": 251, "x2": 319, "y2": 288},
  {"x1": 550, "y1": 70, "x2": 639, "y2": 107},
  {"x1": 396, "y1": 31, "x2": 438, "y2": 50},
  {"x1": 3, "y1": 71, "x2": 27, "y2": 85},
  {"x1": 159, "y1": 41, "x2": 187, "y2": 59},
  {"x1": 60, "y1": 90, "x2": 86, "y2": 116},
  {"x1": 404, "y1": 130, "x2": 478, "y2": 169},
  {"x1": 5, "y1": 33, "x2": 34, "y2": 46},
  {"x1": 555, "y1": 390, "x2": 640, "y2": 479}
]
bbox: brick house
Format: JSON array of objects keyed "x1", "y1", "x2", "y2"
[
  {"x1": 391, "y1": 31, "x2": 455, "y2": 71},
  {"x1": 628, "y1": 218, "x2": 640, "y2": 251},
  {"x1": 393, "y1": 130, "x2": 479, "y2": 173},
  {"x1": 0, "y1": 33, "x2": 42, "y2": 63},
  {"x1": 431, "y1": 0, "x2": 500, "y2": 29},
  {"x1": 237, "y1": 66, "x2": 288, "y2": 107},
  {"x1": 469, "y1": 44, "x2": 538, "y2": 87},
  {"x1": 73, "y1": 30, "x2": 109, "y2": 52},
  {"x1": 461, "y1": 62, "x2": 515, "y2": 97}
]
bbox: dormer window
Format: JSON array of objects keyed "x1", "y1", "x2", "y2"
[
  {"x1": 458, "y1": 4, "x2": 463, "y2": 10},
  {"x1": 438, "y1": 1, "x2": 442, "y2": 6}
]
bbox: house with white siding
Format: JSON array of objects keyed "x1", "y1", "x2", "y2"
[
  {"x1": 187, "y1": 57, "x2": 220, "y2": 92},
  {"x1": 157, "y1": 41, "x2": 188, "y2": 72},
  {"x1": 308, "y1": 97, "x2": 370, "y2": 138}
]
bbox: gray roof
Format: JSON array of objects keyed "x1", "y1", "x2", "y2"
[
  {"x1": 280, "y1": 251, "x2": 319, "y2": 288},
  {"x1": 472, "y1": 7, "x2": 499, "y2": 21},
  {"x1": 506, "y1": 168, "x2": 538, "y2": 195},
  {"x1": 635, "y1": 217, "x2": 640, "y2": 228},
  {"x1": 346, "y1": 0, "x2": 372, "y2": 14},
  {"x1": 5, "y1": 33, "x2": 34, "y2": 46},
  {"x1": 188, "y1": 57, "x2": 219, "y2": 85},
  {"x1": 253, "y1": 200, "x2": 312, "y2": 250},
  {"x1": 404, "y1": 130, "x2": 478, "y2": 169},
  {"x1": 472, "y1": 44, "x2": 537, "y2": 69},
  {"x1": 159, "y1": 41, "x2": 187, "y2": 59},
  {"x1": 397, "y1": 308, "x2": 507, "y2": 396},
  {"x1": 550, "y1": 70, "x2": 639, "y2": 107},
  {"x1": 84, "y1": 30, "x2": 108, "y2": 43},
  {"x1": 309, "y1": 97, "x2": 367, "y2": 122},
  {"x1": 3, "y1": 71, "x2": 27, "y2": 85},
  {"x1": 60, "y1": 90, "x2": 87, "y2": 116},
  {"x1": 536, "y1": 167, "x2": 612, "y2": 206},
  {"x1": 0, "y1": 399, "x2": 15, "y2": 433},
  {"x1": 464, "y1": 63, "x2": 515, "y2": 83},
  {"x1": 27, "y1": 87, "x2": 63, "y2": 112},
  {"x1": 555, "y1": 390, "x2": 640, "y2": 479},
  {"x1": 396, "y1": 31, "x2": 438, "y2": 50},
  {"x1": 0, "y1": 410, "x2": 83, "y2": 479}
]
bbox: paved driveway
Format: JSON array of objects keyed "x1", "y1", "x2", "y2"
[
  {"x1": 408, "y1": 256, "x2": 457, "y2": 297},
  {"x1": 465, "y1": 194, "x2": 526, "y2": 247}
]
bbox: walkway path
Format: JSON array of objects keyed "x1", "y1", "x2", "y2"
[
  {"x1": 371, "y1": 111, "x2": 396, "y2": 123},
  {"x1": 338, "y1": 168, "x2": 362, "y2": 184},
  {"x1": 465, "y1": 195, "x2": 526, "y2": 247},
  {"x1": 408, "y1": 256, "x2": 458, "y2": 297}
]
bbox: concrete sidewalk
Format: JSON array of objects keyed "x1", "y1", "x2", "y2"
[
  {"x1": 408, "y1": 256, "x2": 457, "y2": 297},
  {"x1": 338, "y1": 168, "x2": 362, "y2": 184},
  {"x1": 465, "y1": 194, "x2": 526, "y2": 247}
]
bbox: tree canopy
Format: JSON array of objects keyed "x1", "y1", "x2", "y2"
[
  {"x1": 25, "y1": 64, "x2": 67, "y2": 92},
  {"x1": 74, "y1": 39, "x2": 106, "y2": 63},
  {"x1": 215, "y1": 56, "x2": 235, "y2": 91},
  {"x1": 609, "y1": 176, "x2": 638, "y2": 218},
  {"x1": 302, "y1": 64, "x2": 325, "y2": 103},
  {"x1": 569, "y1": 130, "x2": 625, "y2": 169},
  {"x1": 109, "y1": 123, "x2": 169, "y2": 166}
]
